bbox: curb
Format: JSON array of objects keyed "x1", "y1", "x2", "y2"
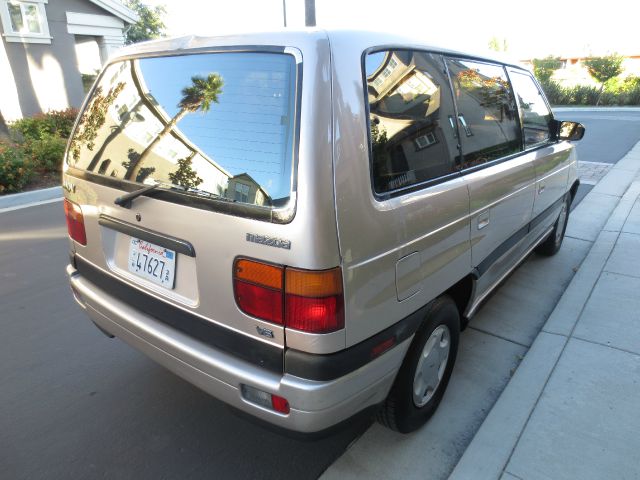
[
  {"x1": 450, "y1": 141, "x2": 640, "y2": 480},
  {"x1": 553, "y1": 106, "x2": 640, "y2": 112},
  {"x1": 0, "y1": 186, "x2": 62, "y2": 211}
]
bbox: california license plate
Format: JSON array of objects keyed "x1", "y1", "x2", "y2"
[{"x1": 128, "y1": 238, "x2": 176, "y2": 288}]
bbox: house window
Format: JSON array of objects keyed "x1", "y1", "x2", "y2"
[
  {"x1": 234, "y1": 183, "x2": 250, "y2": 203},
  {"x1": 372, "y1": 57, "x2": 398, "y2": 88},
  {"x1": 414, "y1": 132, "x2": 437, "y2": 150},
  {"x1": 0, "y1": 0, "x2": 51, "y2": 43}
]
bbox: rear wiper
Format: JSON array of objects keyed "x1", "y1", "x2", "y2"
[{"x1": 114, "y1": 183, "x2": 160, "y2": 209}]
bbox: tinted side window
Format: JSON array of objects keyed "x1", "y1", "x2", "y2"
[
  {"x1": 510, "y1": 71, "x2": 552, "y2": 148},
  {"x1": 365, "y1": 50, "x2": 460, "y2": 194},
  {"x1": 446, "y1": 58, "x2": 521, "y2": 169}
]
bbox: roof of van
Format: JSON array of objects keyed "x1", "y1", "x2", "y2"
[{"x1": 113, "y1": 28, "x2": 529, "y2": 72}]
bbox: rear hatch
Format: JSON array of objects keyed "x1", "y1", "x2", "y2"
[{"x1": 64, "y1": 48, "x2": 301, "y2": 357}]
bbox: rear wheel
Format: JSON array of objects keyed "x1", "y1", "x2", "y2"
[
  {"x1": 377, "y1": 295, "x2": 460, "y2": 433},
  {"x1": 536, "y1": 195, "x2": 571, "y2": 256}
]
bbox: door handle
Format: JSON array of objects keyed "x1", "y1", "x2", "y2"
[
  {"x1": 458, "y1": 114, "x2": 473, "y2": 137},
  {"x1": 538, "y1": 183, "x2": 546, "y2": 194},
  {"x1": 448, "y1": 115, "x2": 458, "y2": 138},
  {"x1": 477, "y1": 210, "x2": 490, "y2": 230}
]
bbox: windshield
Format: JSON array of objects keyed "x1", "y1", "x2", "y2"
[{"x1": 67, "y1": 51, "x2": 298, "y2": 208}]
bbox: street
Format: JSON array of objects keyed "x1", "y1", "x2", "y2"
[{"x1": 1, "y1": 109, "x2": 639, "y2": 480}]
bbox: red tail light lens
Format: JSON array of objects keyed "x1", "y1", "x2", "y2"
[
  {"x1": 63, "y1": 199, "x2": 87, "y2": 245},
  {"x1": 285, "y1": 267, "x2": 344, "y2": 334},
  {"x1": 285, "y1": 294, "x2": 344, "y2": 333},
  {"x1": 233, "y1": 260, "x2": 345, "y2": 334},
  {"x1": 234, "y1": 281, "x2": 283, "y2": 324}
]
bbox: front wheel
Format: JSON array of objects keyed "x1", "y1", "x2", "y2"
[
  {"x1": 377, "y1": 295, "x2": 460, "y2": 433},
  {"x1": 536, "y1": 194, "x2": 571, "y2": 256}
]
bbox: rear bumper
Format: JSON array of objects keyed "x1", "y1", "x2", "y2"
[{"x1": 67, "y1": 263, "x2": 409, "y2": 433}]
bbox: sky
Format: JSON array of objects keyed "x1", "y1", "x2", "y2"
[{"x1": 142, "y1": 0, "x2": 639, "y2": 60}]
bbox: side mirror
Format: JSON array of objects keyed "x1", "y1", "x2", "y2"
[{"x1": 553, "y1": 120, "x2": 585, "y2": 141}]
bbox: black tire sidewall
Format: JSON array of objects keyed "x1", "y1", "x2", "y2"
[
  {"x1": 554, "y1": 195, "x2": 571, "y2": 249},
  {"x1": 389, "y1": 296, "x2": 460, "y2": 433}
]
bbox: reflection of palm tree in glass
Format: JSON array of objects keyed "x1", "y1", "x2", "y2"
[{"x1": 126, "y1": 73, "x2": 224, "y2": 181}]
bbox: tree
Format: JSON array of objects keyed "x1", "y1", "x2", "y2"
[
  {"x1": 532, "y1": 56, "x2": 562, "y2": 83},
  {"x1": 584, "y1": 54, "x2": 624, "y2": 106},
  {"x1": 168, "y1": 155, "x2": 202, "y2": 189},
  {"x1": 0, "y1": 111, "x2": 9, "y2": 140},
  {"x1": 69, "y1": 83, "x2": 125, "y2": 162},
  {"x1": 126, "y1": 73, "x2": 223, "y2": 180},
  {"x1": 124, "y1": 0, "x2": 166, "y2": 45},
  {"x1": 488, "y1": 37, "x2": 508, "y2": 53}
]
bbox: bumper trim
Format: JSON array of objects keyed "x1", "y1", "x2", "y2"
[{"x1": 75, "y1": 256, "x2": 284, "y2": 373}]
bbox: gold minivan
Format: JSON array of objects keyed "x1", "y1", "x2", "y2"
[{"x1": 64, "y1": 29, "x2": 584, "y2": 433}]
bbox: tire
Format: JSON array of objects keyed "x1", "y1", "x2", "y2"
[
  {"x1": 535, "y1": 194, "x2": 571, "y2": 257},
  {"x1": 377, "y1": 295, "x2": 460, "y2": 433}
]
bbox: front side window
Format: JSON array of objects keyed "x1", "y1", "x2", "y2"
[
  {"x1": 67, "y1": 52, "x2": 298, "y2": 209},
  {"x1": 447, "y1": 58, "x2": 522, "y2": 169},
  {"x1": 510, "y1": 71, "x2": 552, "y2": 148},
  {"x1": 366, "y1": 50, "x2": 460, "y2": 194},
  {"x1": 0, "y1": 0, "x2": 50, "y2": 42}
]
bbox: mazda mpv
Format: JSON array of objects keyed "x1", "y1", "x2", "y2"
[{"x1": 64, "y1": 29, "x2": 584, "y2": 433}]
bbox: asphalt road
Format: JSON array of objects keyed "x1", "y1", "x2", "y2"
[
  {"x1": 2, "y1": 109, "x2": 639, "y2": 480},
  {"x1": 556, "y1": 108, "x2": 640, "y2": 164},
  {"x1": 0, "y1": 202, "x2": 369, "y2": 480},
  {"x1": 557, "y1": 108, "x2": 640, "y2": 208}
]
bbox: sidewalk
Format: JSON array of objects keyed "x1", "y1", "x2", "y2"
[{"x1": 452, "y1": 144, "x2": 640, "y2": 480}]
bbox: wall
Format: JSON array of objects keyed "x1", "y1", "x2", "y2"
[{"x1": 0, "y1": 0, "x2": 121, "y2": 120}]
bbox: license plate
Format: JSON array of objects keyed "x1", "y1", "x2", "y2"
[{"x1": 128, "y1": 238, "x2": 176, "y2": 288}]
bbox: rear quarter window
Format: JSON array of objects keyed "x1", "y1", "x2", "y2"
[{"x1": 67, "y1": 52, "x2": 298, "y2": 209}]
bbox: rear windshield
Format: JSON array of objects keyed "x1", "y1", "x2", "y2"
[{"x1": 67, "y1": 52, "x2": 297, "y2": 208}]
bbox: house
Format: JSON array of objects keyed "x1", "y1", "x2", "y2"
[{"x1": 0, "y1": 0, "x2": 138, "y2": 122}]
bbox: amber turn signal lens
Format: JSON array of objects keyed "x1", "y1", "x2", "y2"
[
  {"x1": 285, "y1": 267, "x2": 342, "y2": 297},
  {"x1": 234, "y1": 259, "x2": 283, "y2": 290}
]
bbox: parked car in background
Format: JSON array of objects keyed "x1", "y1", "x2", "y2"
[{"x1": 63, "y1": 29, "x2": 584, "y2": 434}]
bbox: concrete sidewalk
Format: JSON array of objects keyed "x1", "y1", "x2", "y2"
[
  {"x1": 452, "y1": 144, "x2": 640, "y2": 480},
  {"x1": 0, "y1": 186, "x2": 62, "y2": 213}
]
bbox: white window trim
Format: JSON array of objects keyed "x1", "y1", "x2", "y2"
[{"x1": 0, "y1": 0, "x2": 52, "y2": 44}]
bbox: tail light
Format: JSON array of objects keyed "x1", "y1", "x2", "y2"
[
  {"x1": 233, "y1": 259, "x2": 344, "y2": 334},
  {"x1": 63, "y1": 199, "x2": 87, "y2": 245},
  {"x1": 285, "y1": 267, "x2": 344, "y2": 333},
  {"x1": 234, "y1": 259, "x2": 283, "y2": 324}
]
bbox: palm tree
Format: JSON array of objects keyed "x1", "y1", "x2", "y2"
[{"x1": 126, "y1": 73, "x2": 223, "y2": 181}]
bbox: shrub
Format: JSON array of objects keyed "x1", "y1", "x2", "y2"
[
  {"x1": 10, "y1": 108, "x2": 78, "y2": 142},
  {"x1": 25, "y1": 134, "x2": 67, "y2": 172},
  {"x1": 0, "y1": 142, "x2": 34, "y2": 194},
  {"x1": 539, "y1": 78, "x2": 640, "y2": 106}
]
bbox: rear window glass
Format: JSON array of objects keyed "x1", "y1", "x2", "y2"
[{"x1": 67, "y1": 52, "x2": 297, "y2": 208}]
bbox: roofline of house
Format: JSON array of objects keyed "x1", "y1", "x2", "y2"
[{"x1": 88, "y1": 0, "x2": 139, "y2": 24}]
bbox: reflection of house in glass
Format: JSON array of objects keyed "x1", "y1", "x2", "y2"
[
  {"x1": 84, "y1": 60, "x2": 272, "y2": 206},
  {"x1": 227, "y1": 173, "x2": 270, "y2": 205},
  {"x1": 367, "y1": 51, "x2": 456, "y2": 190}
]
